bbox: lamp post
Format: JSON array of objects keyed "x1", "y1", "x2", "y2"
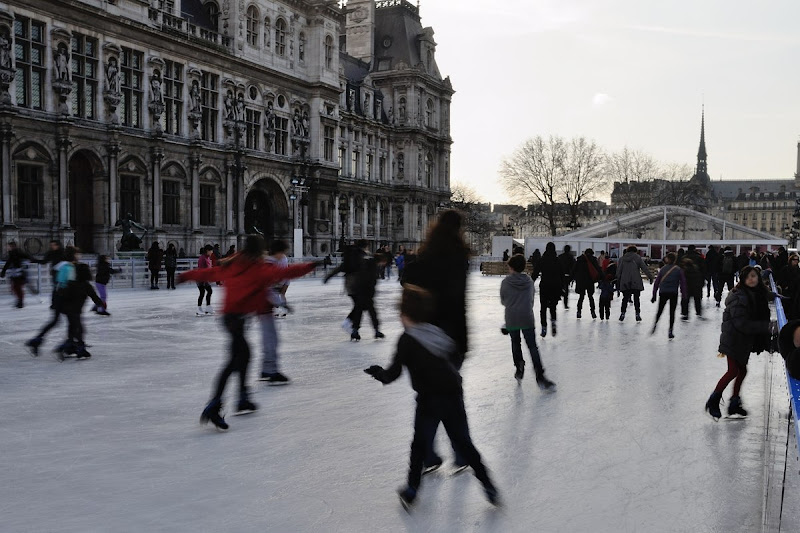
[{"x1": 338, "y1": 194, "x2": 349, "y2": 252}]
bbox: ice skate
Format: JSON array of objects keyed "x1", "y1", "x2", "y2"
[
  {"x1": 540, "y1": 326, "x2": 546, "y2": 338},
  {"x1": 375, "y1": 331, "x2": 385, "y2": 339},
  {"x1": 536, "y1": 371, "x2": 556, "y2": 392},
  {"x1": 635, "y1": 313, "x2": 642, "y2": 322},
  {"x1": 97, "y1": 310, "x2": 111, "y2": 316},
  {"x1": 25, "y1": 337, "x2": 42, "y2": 357},
  {"x1": 728, "y1": 396, "x2": 748, "y2": 418},
  {"x1": 351, "y1": 331, "x2": 361, "y2": 342},
  {"x1": 668, "y1": 329, "x2": 675, "y2": 339},
  {"x1": 204, "y1": 305, "x2": 214, "y2": 315},
  {"x1": 196, "y1": 306, "x2": 204, "y2": 316},
  {"x1": 263, "y1": 372, "x2": 290, "y2": 385},
  {"x1": 591, "y1": 309, "x2": 597, "y2": 319},
  {"x1": 200, "y1": 400, "x2": 228, "y2": 431},
  {"x1": 234, "y1": 398, "x2": 258, "y2": 416},
  {"x1": 422, "y1": 461, "x2": 442, "y2": 476},
  {"x1": 52, "y1": 343, "x2": 66, "y2": 362},
  {"x1": 705, "y1": 392, "x2": 722, "y2": 420},
  {"x1": 484, "y1": 484, "x2": 501, "y2": 506},
  {"x1": 550, "y1": 320, "x2": 557, "y2": 337},
  {"x1": 514, "y1": 363, "x2": 524, "y2": 382},
  {"x1": 398, "y1": 487, "x2": 417, "y2": 511},
  {"x1": 576, "y1": 310, "x2": 581, "y2": 319},
  {"x1": 452, "y1": 464, "x2": 469, "y2": 475},
  {"x1": 619, "y1": 312, "x2": 625, "y2": 321}
]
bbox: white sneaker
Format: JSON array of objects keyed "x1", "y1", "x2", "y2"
[
  {"x1": 196, "y1": 307, "x2": 204, "y2": 316},
  {"x1": 341, "y1": 318, "x2": 353, "y2": 334},
  {"x1": 205, "y1": 305, "x2": 214, "y2": 315}
]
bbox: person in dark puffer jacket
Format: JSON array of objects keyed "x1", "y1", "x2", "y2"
[
  {"x1": 705, "y1": 266, "x2": 776, "y2": 420},
  {"x1": 93, "y1": 255, "x2": 118, "y2": 316},
  {"x1": 650, "y1": 252, "x2": 687, "y2": 339}
]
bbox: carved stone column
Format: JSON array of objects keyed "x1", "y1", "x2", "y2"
[
  {"x1": 348, "y1": 195, "x2": 354, "y2": 239},
  {"x1": 190, "y1": 152, "x2": 201, "y2": 230},
  {"x1": 0, "y1": 122, "x2": 13, "y2": 226},
  {"x1": 387, "y1": 200, "x2": 394, "y2": 243},
  {"x1": 56, "y1": 127, "x2": 71, "y2": 227},
  {"x1": 225, "y1": 161, "x2": 233, "y2": 233},
  {"x1": 151, "y1": 146, "x2": 164, "y2": 228},
  {"x1": 186, "y1": 68, "x2": 202, "y2": 140},
  {"x1": 236, "y1": 156, "x2": 246, "y2": 236},
  {"x1": 106, "y1": 138, "x2": 120, "y2": 229},
  {"x1": 403, "y1": 201, "x2": 410, "y2": 241},
  {"x1": 376, "y1": 200, "x2": 381, "y2": 242}
]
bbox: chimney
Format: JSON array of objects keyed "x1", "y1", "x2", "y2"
[{"x1": 344, "y1": 0, "x2": 375, "y2": 64}]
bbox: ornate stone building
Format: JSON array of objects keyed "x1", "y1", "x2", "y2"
[{"x1": 0, "y1": 0, "x2": 452, "y2": 256}]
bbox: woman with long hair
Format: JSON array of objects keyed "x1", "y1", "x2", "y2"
[
  {"x1": 705, "y1": 266, "x2": 776, "y2": 420},
  {"x1": 532, "y1": 242, "x2": 564, "y2": 337},
  {"x1": 402, "y1": 209, "x2": 470, "y2": 472}
]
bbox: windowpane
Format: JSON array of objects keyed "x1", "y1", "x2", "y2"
[
  {"x1": 17, "y1": 165, "x2": 44, "y2": 219},
  {"x1": 200, "y1": 184, "x2": 216, "y2": 226},
  {"x1": 120, "y1": 175, "x2": 142, "y2": 222},
  {"x1": 121, "y1": 48, "x2": 143, "y2": 127},
  {"x1": 201, "y1": 71, "x2": 218, "y2": 142},
  {"x1": 162, "y1": 180, "x2": 181, "y2": 225},
  {"x1": 13, "y1": 17, "x2": 46, "y2": 109},
  {"x1": 275, "y1": 117, "x2": 288, "y2": 155},
  {"x1": 161, "y1": 59, "x2": 183, "y2": 135}
]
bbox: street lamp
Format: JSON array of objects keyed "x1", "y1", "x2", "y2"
[{"x1": 338, "y1": 194, "x2": 349, "y2": 252}]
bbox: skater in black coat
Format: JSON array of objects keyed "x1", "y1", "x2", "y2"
[
  {"x1": 532, "y1": 242, "x2": 564, "y2": 337},
  {"x1": 705, "y1": 245, "x2": 721, "y2": 299},
  {"x1": 364, "y1": 285, "x2": 499, "y2": 510},
  {"x1": 572, "y1": 249, "x2": 602, "y2": 319},
  {"x1": 57, "y1": 262, "x2": 104, "y2": 359},
  {"x1": 164, "y1": 243, "x2": 178, "y2": 289},
  {"x1": 1, "y1": 241, "x2": 31, "y2": 308},
  {"x1": 705, "y1": 266, "x2": 776, "y2": 419},
  {"x1": 557, "y1": 245, "x2": 576, "y2": 309},
  {"x1": 778, "y1": 254, "x2": 800, "y2": 320},
  {"x1": 147, "y1": 242, "x2": 164, "y2": 289},
  {"x1": 680, "y1": 245, "x2": 706, "y2": 319}
]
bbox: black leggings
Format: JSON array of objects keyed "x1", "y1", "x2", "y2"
[
  {"x1": 150, "y1": 269, "x2": 160, "y2": 287},
  {"x1": 350, "y1": 293, "x2": 379, "y2": 332},
  {"x1": 655, "y1": 292, "x2": 678, "y2": 330},
  {"x1": 212, "y1": 314, "x2": 250, "y2": 402},
  {"x1": 37, "y1": 294, "x2": 64, "y2": 339},
  {"x1": 166, "y1": 268, "x2": 176, "y2": 289},
  {"x1": 621, "y1": 290, "x2": 641, "y2": 315},
  {"x1": 198, "y1": 283, "x2": 212, "y2": 306},
  {"x1": 540, "y1": 293, "x2": 558, "y2": 325}
]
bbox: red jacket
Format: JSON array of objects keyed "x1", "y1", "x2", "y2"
[{"x1": 180, "y1": 258, "x2": 315, "y2": 315}]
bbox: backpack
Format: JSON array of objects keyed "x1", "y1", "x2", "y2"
[
  {"x1": 722, "y1": 255, "x2": 735, "y2": 275},
  {"x1": 586, "y1": 259, "x2": 600, "y2": 282}
]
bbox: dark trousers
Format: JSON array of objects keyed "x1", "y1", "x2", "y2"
[
  {"x1": 37, "y1": 294, "x2": 64, "y2": 339},
  {"x1": 150, "y1": 269, "x2": 160, "y2": 288},
  {"x1": 212, "y1": 314, "x2": 251, "y2": 403},
  {"x1": 562, "y1": 279, "x2": 571, "y2": 308},
  {"x1": 539, "y1": 293, "x2": 557, "y2": 326},
  {"x1": 682, "y1": 286, "x2": 703, "y2": 317},
  {"x1": 509, "y1": 328, "x2": 544, "y2": 373},
  {"x1": 166, "y1": 268, "x2": 176, "y2": 289},
  {"x1": 10, "y1": 278, "x2": 25, "y2": 306},
  {"x1": 577, "y1": 289, "x2": 595, "y2": 312},
  {"x1": 715, "y1": 276, "x2": 735, "y2": 302},
  {"x1": 351, "y1": 293, "x2": 379, "y2": 332},
  {"x1": 409, "y1": 396, "x2": 494, "y2": 492},
  {"x1": 654, "y1": 292, "x2": 678, "y2": 330},
  {"x1": 620, "y1": 290, "x2": 641, "y2": 315},
  {"x1": 714, "y1": 356, "x2": 747, "y2": 396},
  {"x1": 198, "y1": 283, "x2": 212, "y2": 306},
  {"x1": 64, "y1": 309, "x2": 85, "y2": 349},
  {"x1": 599, "y1": 296, "x2": 611, "y2": 319}
]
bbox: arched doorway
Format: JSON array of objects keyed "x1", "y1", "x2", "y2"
[
  {"x1": 244, "y1": 189, "x2": 274, "y2": 240},
  {"x1": 69, "y1": 152, "x2": 95, "y2": 252}
]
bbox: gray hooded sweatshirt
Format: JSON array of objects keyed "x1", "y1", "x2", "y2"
[{"x1": 500, "y1": 272, "x2": 535, "y2": 329}]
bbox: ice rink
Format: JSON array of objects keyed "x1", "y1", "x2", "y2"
[{"x1": 0, "y1": 273, "x2": 778, "y2": 532}]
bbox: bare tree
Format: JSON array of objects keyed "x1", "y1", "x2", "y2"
[
  {"x1": 499, "y1": 136, "x2": 566, "y2": 236},
  {"x1": 562, "y1": 137, "x2": 607, "y2": 226},
  {"x1": 605, "y1": 148, "x2": 661, "y2": 211},
  {"x1": 449, "y1": 183, "x2": 497, "y2": 254}
]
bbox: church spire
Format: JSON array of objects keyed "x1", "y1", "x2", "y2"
[{"x1": 696, "y1": 105, "x2": 708, "y2": 177}]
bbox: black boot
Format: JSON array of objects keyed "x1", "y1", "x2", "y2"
[
  {"x1": 705, "y1": 392, "x2": 722, "y2": 420},
  {"x1": 590, "y1": 308, "x2": 597, "y2": 319},
  {"x1": 515, "y1": 361, "x2": 525, "y2": 382},
  {"x1": 728, "y1": 396, "x2": 748, "y2": 417},
  {"x1": 351, "y1": 330, "x2": 361, "y2": 342},
  {"x1": 200, "y1": 399, "x2": 229, "y2": 430},
  {"x1": 535, "y1": 369, "x2": 556, "y2": 391},
  {"x1": 551, "y1": 320, "x2": 557, "y2": 337},
  {"x1": 25, "y1": 336, "x2": 42, "y2": 357}
]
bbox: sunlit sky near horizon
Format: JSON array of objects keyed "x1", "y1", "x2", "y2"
[{"x1": 416, "y1": 0, "x2": 800, "y2": 205}]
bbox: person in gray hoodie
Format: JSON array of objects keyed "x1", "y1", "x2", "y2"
[
  {"x1": 617, "y1": 245, "x2": 653, "y2": 322},
  {"x1": 500, "y1": 255, "x2": 556, "y2": 389}
]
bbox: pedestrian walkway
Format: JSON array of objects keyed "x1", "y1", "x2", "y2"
[{"x1": 0, "y1": 275, "x2": 790, "y2": 531}]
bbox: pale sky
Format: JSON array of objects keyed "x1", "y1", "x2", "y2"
[{"x1": 419, "y1": 0, "x2": 800, "y2": 204}]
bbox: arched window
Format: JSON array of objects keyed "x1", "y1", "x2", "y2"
[
  {"x1": 425, "y1": 153, "x2": 434, "y2": 188},
  {"x1": 263, "y1": 18, "x2": 271, "y2": 48},
  {"x1": 324, "y1": 35, "x2": 334, "y2": 69},
  {"x1": 203, "y1": 1, "x2": 220, "y2": 32},
  {"x1": 425, "y1": 99, "x2": 434, "y2": 127},
  {"x1": 298, "y1": 33, "x2": 306, "y2": 62},
  {"x1": 275, "y1": 18, "x2": 286, "y2": 56},
  {"x1": 246, "y1": 6, "x2": 259, "y2": 47}
]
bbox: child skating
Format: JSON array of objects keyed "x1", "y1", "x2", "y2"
[
  {"x1": 651, "y1": 252, "x2": 686, "y2": 339},
  {"x1": 500, "y1": 255, "x2": 556, "y2": 389},
  {"x1": 93, "y1": 255, "x2": 117, "y2": 316},
  {"x1": 364, "y1": 285, "x2": 499, "y2": 510},
  {"x1": 597, "y1": 273, "x2": 614, "y2": 321}
]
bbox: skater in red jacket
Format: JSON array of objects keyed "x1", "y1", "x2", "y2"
[{"x1": 179, "y1": 235, "x2": 319, "y2": 430}]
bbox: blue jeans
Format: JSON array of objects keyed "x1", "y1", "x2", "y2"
[
  {"x1": 509, "y1": 328, "x2": 544, "y2": 373},
  {"x1": 260, "y1": 313, "x2": 279, "y2": 374}
]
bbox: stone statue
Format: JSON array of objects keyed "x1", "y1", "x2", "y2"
[
  {"x1": 398, "y1": 101, "x2": 406, "y2": 121},
  {"x1": 188, "y1": 80, "x2": 201, "y2": 113},
  {"x1": 106, "y1": 57, "x2": 119, "y2": 93},
  {"x1": 224, "y1": 90, "x2": 235, "y2": 120},
  {"x1": 264, "y1": 101, "x2": 276, "y2": 130},
  {"x1": 0, "y1": 29, "x2": 11, "y2": 69},
  {"x1": 348, "y1": 89, "x2": 355, "y2": 112},
  {"x1": 301, "y1": 111, "x2": 310, "y2": 138},
  {"x1": 363, "y1": 93, "x2": 371, "y2": 117},
  {"x1": 235, "y1": 93, "x2": 245, "y2": 122},
  {"x1": 387, "y1": 106, "x2": 394, "y2": 124},
  {"x1": 375, "y1": 99, "x2": 382, "y2": 121},
  {"x1": 397, "y1": 153, "x2": 404, "y2": 175},
  {"x1": 292, "y1": 109, "x2": 302, "y2": 136},
  {"x1": 150, "y1": 71, "x2": 163, "y2": 104},
  {"x1": 115, "y1": 212, "x2": 148, "y2": 251},
  {"x1": 54, "y1": 44, "x2": 70, "y2": 82}
]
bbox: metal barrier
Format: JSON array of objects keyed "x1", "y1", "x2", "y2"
[{"x1": 767, "y1": 271, "x2": 800, "y2": 448}]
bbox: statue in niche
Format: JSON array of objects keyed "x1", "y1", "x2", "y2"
[
  {"x1": 398, "y1": 100, "x2": 406, "y2": 122},
  {"x1": 54, "y1": 43, "x2": 70, "y2": 82},
  {"x1": 106, "y1": 57, "x2": 119, "y2": 93},
  {"x1": 188, "y1": 80, "x2": 201, "y2": 113},
  {"x1": 150, "y1": 70, "x2": 163, "y2": 104},
  {"x1": 0, "y1": 28, "x2": 11, "y2": 69},
  {"x1": 417, "y1": 154, "x2": 423, "y2": 180},
  {"x1": 348, "y1": 89, "x2": 355, "y2": 112},
  {"x1": 301, "y1": 111, "x2": 310, "y2": 138},
  {"x1": 387, "y1": 106, "x2": 394, "y2": 124},
  {"x1": 264, "y1": 101, "x2": 276, "y2": 130},
  {"x1": 397, "y1": 153, "x2": 404, "y2": 176},
  {"x1": 363, "y1": 93, "x2": 371, "y2": 117},
  {"x1": 375, "y1": 99, "x2": 382, "y2": 121},
  {"x1": 224, "y1": 90, "x2": 235, "y2": 120},
  {"x1": 235, "y1": 93, "x2": 245, "y2": 122},
  {"x1": 292, "y1": 109, "x2": 302, "y2": 136}
]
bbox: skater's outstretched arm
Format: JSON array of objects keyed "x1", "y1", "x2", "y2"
[
  {"x1": 323, "y1": 264, "x2": 344, "y2": 284},
  {"x1": 365, "y1": 348, "x2": 405, "y2": 385}
]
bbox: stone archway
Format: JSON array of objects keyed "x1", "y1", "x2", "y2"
[
  {"x1": 69, "y1": 151, "x2": 103, "y2": 252},
  {"x1": 243, "y1": 177, "x2": 291, "y2": 242}
]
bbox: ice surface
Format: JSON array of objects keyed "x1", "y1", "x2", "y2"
[{"x1": 0, "y1": 274, "x2": 776, "y2": 532}]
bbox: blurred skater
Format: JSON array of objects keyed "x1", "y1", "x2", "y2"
[
  {"x1": 531, "y1": 242, "x2": 564, "y2": 338},
  {"x1": 258, "y1": 240, "x2": 292, "y2": 385},
  {"x1": 55, "y1": 260, "x2": 104, "y2": 360},
  {"x1": 597, "y1": 272, "x2": 614, "y2": 321},
  {"x1": 650, "y1": 252, "x2": 686, "y2": 339},
  {"x1": 147, "y1": 241, "x2": 163, "y2": 290},
  {"x1": 25, "y1": 246, "x2": 78, "y2": 356},
  {"x1": 557, "y1": 245, "x2": 576, "y2": 309},
  {"x1": 1, "y1": 241, "x2": 31, "y2": 308},
  {"x1": 364, "y1": 285, "x2": 499, "y2": 510},
  {"x1": 196, "y1": 245, "x2": 214, "y2": 316},
  {"x1": 572, "y1": 248, "x2": 601, "y2": 319},
  {"x1": 92, "y1": 255, "x2": 117, "y2": 316},
  {"x1": 164, "y1": 243, "x2": 178, "y2": 290}
]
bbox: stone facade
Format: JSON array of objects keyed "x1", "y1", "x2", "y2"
[{"x1": 0, "y1": 0, "x2": 452, "y2": 256}]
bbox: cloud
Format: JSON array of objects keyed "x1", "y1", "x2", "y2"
[
  {"x1": 625, "y1": 25, "x2": 800, "y2": 45},
  {"x1": 592, "y1": 93, "x2": 613, "y2": 106}
]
